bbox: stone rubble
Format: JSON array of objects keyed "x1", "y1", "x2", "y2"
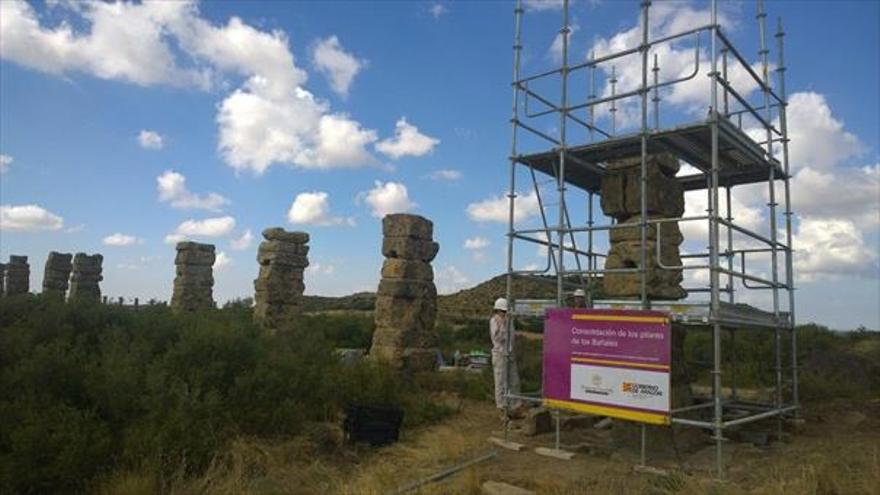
[
  {"x1": 42, "y1": 251, "x2": 73, "y2": 300},
  {"x1": 4, "y1": 256, "x2": 29, "y2": 296},
  {"x1": 171, "y1": 242, "x2": 215, "y2": 312},
  {"x1": 253, "y1": 227, "x2": 309, "y2": 330},
  {"x1": 370, "y1": 214, "x2": 440, "y2": 372},
  {"x1": 68, "y1": 253, "x2": 103, "y2": 303},
  {"x1": 600, "y1": 153, "x2": 686, "y2": 300}
]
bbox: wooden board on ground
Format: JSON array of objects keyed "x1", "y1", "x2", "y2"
[
  {"x1": 633, "y1": 464, "x2": 669, "y2": 476},
  {"x1": 534, "y1": 447, "x2": 576, "y2": 460},
  {"x1": 488, "y1": 437, "x2": 525, "y2": 451},
  {"x1": 481, "y1": 480, "x2": 536, "y2": 495}
]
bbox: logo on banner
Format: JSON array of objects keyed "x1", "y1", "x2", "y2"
[
  {"x1": 621, "y1": 381, "x2": 663, "y2": 398},
  {"x1": 579, "y1": 373, "x2": 613, "y2": 397}
]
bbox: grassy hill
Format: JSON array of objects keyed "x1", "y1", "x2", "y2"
[
  {"x1": 302, "y1": 274, "x2": 594, "y2": 320},
  {"x1": 437, "y1": 274, "x2": 559, "y2": 320}
]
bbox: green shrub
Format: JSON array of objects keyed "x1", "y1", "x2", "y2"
[{"x1": 0, "y1": 296, "x2": 451, "y2": 493}]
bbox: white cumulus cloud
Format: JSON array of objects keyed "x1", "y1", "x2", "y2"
[
  {"x1": 288, "y1": 191, "x2": 353, "y2": 226},
  {"x1": 361, "y1": 181, "x2": 415, "y2": 218},
  {"x1": 213, "y1": 251, "x2": 232, "y2": 271},
  {"x1": 138, "y1": 130, "x2": 164, "y2": 150},
  {"x1": 793, "y1": 218, "x2": 878, "y2": 282},
  {"x1": 230, "y1": 229, "x2": 254, "y2": 250},
  {"x1": 588, "y1": 2, "x2": 741, "y2": 128},
  {"x1": 523, "y1": 0, "x2": 564, "y2": 12},
  {"x1": 435, "y1": 264, "x2": 471, "y2": 294},
  {"x1": 170, "y1": 216, "x2": 236, "y2": 240},
  {"x1": 157, "y1": 170, "x2": 229, "y2": 212},
  {"x1": 0, "y1": 1, "x2": 381, "y2": 175},
  {"x1": 217, "y1": 90, "x2": 377, "y2": 173},
  {"x1": 311, "y1": 35, "x2": 365, "y2": 98},
  {"x1": 102, "y1": 233, "x2": 142, "y2": 246},
  {"x1": 784, "y1": 92, "x2": 862, "y2": 173},
  {"x1": 464, "y1": 236, "x2": 490, "y2": 250},
  {"x1": 549, "y1": 23, "x2": 577, "y2": 63},
  {"x1": 0, "y1": 204, "x2": 64, "y2": 232},
  {"x1": 306, "y1": 261, "x2": 335, "y2": 276},
  {"x1": 0, "y1": 1, "x2": 209, "y2": 87},
  {"x1": 466, "y1": 191, "x2": 540, "y2": 224},
  {"x1": 427, "y1": 169, "x2": 462, "y2": 181},
  {"x1": 376, "y1": 118, "x2": 439, "y2": 160},
  {"x1": 793, "y1": 165, "x2": 879, "y2": 227},
  {"x1": 429, "y1": 3, "x2": 449, "y2": 18},
  {"x1": 164, "y1": 234, "x2": 185, "y2": 245},
  {"x1": 0, "y1": 154, "x2": 12, "y2": 173}
]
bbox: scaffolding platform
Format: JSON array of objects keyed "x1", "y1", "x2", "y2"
[
  {"x1": 516, "y1": 117, "x2": 786, "y2": 193},
  {"x1": 594, "y1": 300, "x2": 791, "y2": 329}
]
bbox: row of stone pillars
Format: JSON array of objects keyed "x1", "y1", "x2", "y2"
[
  {"x1": 0, "y1": 252, "x2": 103, "y2": 302},
  {"x1": 169, "y1": 215, "x2": 441, "y2": 372},
  {"x1": 4, "y1": 216, "x2": 442, "y2": 373}
]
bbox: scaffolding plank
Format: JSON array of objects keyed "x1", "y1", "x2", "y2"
[
  {"x1": 593, "y1": 300, "x2": 789, "y2": 329},
  {"x1": 516, "y1": 118, "x2": 786, "y2": 193}
]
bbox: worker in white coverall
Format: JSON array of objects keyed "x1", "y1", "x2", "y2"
[{"x1": 490, "y1": 298, "x2": 520, "y2": 412}]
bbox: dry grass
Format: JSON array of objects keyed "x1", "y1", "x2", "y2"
[{"x1": 94, "y1": 398, "x2": 880, "y2": 495}]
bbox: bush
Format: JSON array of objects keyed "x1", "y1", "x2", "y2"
[{"x1": 0, "y1": 296, "x2": 451, "y2": 493}]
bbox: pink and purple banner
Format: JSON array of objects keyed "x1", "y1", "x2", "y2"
[{"x1": 542, "y1": 308, "x2": 672, "y2": 425}]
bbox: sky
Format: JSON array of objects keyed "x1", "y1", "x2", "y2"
[{"x1": 1, "y1": 0, "x2": 878, "y2": 330}]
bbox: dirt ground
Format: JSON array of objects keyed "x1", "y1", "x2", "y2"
[{"x1": 329, "y1": 397, "x2": 880, "y2": 495}]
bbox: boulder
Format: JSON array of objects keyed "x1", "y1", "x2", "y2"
[
  {"x1": 381, "y1": 258, "x2": 434, "y2": 281},
  {"x1": 381, "y1": 214, "x2": 433, "y2": 240},
  {"x1": 603, "y1": 241, "x2": 686, "y2": 300},
  {"x1": 262, "y1": 227, "x2": 309, "y2": 244},
  {"x1": 609, "y1": 215, "x2": 683, "y2": 245},
  {"x1": 374, "y1": 295, "x2": 437, "y2": 329},
  {"x1": 256, "y1": 249, "x2": 309, "y2": 268},
  {"x1": 382, "y1": 237, "x2": 440, "y2": 262},
  {"x1": 377, "y1": 278, "x2": 437, "y2": 299}
]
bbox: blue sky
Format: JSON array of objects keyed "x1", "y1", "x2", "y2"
[{"x1": 1, "y1": 0, "x2": 877, "y2": 330}]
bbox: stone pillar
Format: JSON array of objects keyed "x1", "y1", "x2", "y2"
[
  {"x1": 42, "y1": 251, "x2": 73, "y2": 300},
  {"x1": 601, "y1": 154, "x2": 697, "y2": 454},
  {"x1": 370, "y1": 214, "x2": 440, "y2": 372},
  {"x1": 171, "y1": 242, "x2": 215, "y2": 313},
  {"x1": 0, "y1": 263, "x2": 5, "y2": 297},
  {"x1": 4, "y1": 256, "x2": 30, "y2": 296},
  {"x1": 68, "y1": 253, "x2": 103, "y2": 303},
  {"x1": 253, "y1": 227, "x2": 309, "y2": 330},
  {"x1": 600, "y1": 153, "x2": 686, "y2": 300}
]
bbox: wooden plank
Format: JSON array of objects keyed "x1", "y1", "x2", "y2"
[
  {"x1": 534, "y1": 447, "x2": 576, "y2": 460},
  {"x1": 488, "y1": 437, "x2": 525, "y2": 451}
]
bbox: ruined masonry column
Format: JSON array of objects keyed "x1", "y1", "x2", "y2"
[
  {"x1": 4, "y1": 256, "x2": 30, "y2": 296},
  {"x1": 68, "y1": 253, "x2": 103, "y2": 303},
  {"x1": 600, "y1": 152, "x2": 686, "y2": 300},
  {"x1": 370, "y1": 214, "x2": 440, "y2": 372},
  {"x1": 0, "y1": 263, "x2": 5, "y2": 297},
  {"x1": 42, "y1": 251, "x2": 73, "y2": 300},
  {"x1": 600, "y1": 154, "x2": 696, "y2": 454},
  {"x1": 253, "y1": 227, "x2": 309, "y2": 330},
  {"x1": 171, "y1": 242, "x2": 215, "y2": 313}
]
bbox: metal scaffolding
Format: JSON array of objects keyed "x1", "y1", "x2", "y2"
[{"x1": 502, "y1": 0, "x2": 797, "y2": 477}]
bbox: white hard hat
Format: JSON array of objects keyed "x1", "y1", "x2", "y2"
[
  {"x1": 493, "y1": 298, "x2": 509, "y2": 312},
  {"x1": 573, "y1": 289, "x2": 586, "y2": 297}
]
